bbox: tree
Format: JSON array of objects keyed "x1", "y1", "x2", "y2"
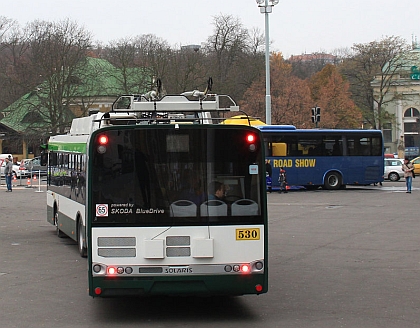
[
  {"x1": 133, "y1": 34, "x2": 172, "y2": 92},
  {"x1": 25, "y1": 19, "x2": 93, "y2": 134},
  {"x1": 309, "y1": 64, "x2": 362, "y2": 128},
  {"x1": 103, "y1": 37, "x2": 151, "y2": 94},
  {"x1": 204, "y1": 14, "x2": 264, "y2": 100},
  {"x1": 240, "y1": 52, "x2": 312, "y2": 126},
  {"x1": 164, "y1": 45, "x2": 209, "y2": 93},
  {"x1": 338, "y1": 36, "x2": 409, "y2": 129},
  {"x1": 0, "y1": 17, "x2": 38, "y2": 110},
  {"x1": 289, "y1": 52, "x2": 339, "y2": 80}
]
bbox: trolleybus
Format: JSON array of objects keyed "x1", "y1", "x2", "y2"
[
  {"x1": 47, "y1": 86, "x2": 268, "y2": 297},
  {"x1": 259, "y1": 125, "x2": 384, "y2": 190}
]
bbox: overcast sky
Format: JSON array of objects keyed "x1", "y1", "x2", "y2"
[{"x1": 4, "y1": 0, "x2": 419, "y2": 58}]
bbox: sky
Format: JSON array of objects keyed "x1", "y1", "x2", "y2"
[{"x1": 3, "y1": 0, "x2": 420, "y2": 58}]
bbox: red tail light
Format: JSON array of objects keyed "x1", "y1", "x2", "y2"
[
  {"x1": 246, "y1": 133, "x2": 255, "y2": 143},
  {"x1": 98, "y1": 135, "x2": 109, "y2": 145}
]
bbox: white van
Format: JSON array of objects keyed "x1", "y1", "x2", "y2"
[{"x1": 0, "y1": 153, "x2": 13, "y2": 160}]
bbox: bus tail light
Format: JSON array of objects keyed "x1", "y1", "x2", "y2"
[
  {"x1": 255, "y1": 284, "x2": 263, "y2": 293},
  {"x1": 245, "y1": 133, "x2": 257, "y2": 152},
  {"x1": 246, "y1": 133, "x2": 255, "y2": 143},
  {"x1": 98, "y1": 134, "x2": 109, "y2": 145},
  {"x1": 241, "y1": 264, "x2": 251, "y2": 273},
  {"x1": 224, "y1": 261, "x2": 263, "y2": 273},
  {"x1": 97, "y1": 134, "x2": 108, "y2": 154},
  {"x1": 107, "y1": 266, "x2": 117, "y2": 275},
  {"x1": 94, "y1": 287, "x2": 102, "y2": 295}
]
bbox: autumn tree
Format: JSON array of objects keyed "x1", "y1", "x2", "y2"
[
  {"x1": 289, "y1": 52, "x2": 339, "y2": 80},
  {"x1": 338, "y1": 36, "x2": 409, "y2": 129},
  {"x1": 309, "y1": 64, "x2": 362, "y2": 128},
  {"x1": 241, "y1": 52, "x2": 312, "y2": 126}
]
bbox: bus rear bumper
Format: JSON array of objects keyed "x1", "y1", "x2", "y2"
[{"x1": 89, "y1": 274, "x2": 267, "y2": 298}]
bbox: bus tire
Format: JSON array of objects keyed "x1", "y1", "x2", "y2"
[
  {"x1": 55, "y1": 211, "x2": 66, "y2": 238},
  {"x1": 324, "y1": 172, "x2": 342, "y2": 190},
  {"x1": 78, "y1": 219, "x2": 87, "y2": 258}
]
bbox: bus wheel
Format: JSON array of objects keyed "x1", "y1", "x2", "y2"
[
  {"x1": 324, "y1": 172, "x2": 342, "y2": 190},
  {"x1": 55, "y1": 211, "x2": 66, "y2": 238},
  {"x1": 78, "y1": 220, "x2": 87, "y2": 258}
]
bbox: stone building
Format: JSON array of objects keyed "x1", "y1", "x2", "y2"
[{"x1": 371, "y1": 44, "x2": 420, "y2": 158}]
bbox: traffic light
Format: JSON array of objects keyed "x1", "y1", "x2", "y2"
[{"x1": 311, "y1": 106, "x2": 321, "y2": 123}]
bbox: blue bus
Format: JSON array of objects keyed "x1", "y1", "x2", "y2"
[{"x1": 259, "y1": 125, "x2": 384, "y2": 190}]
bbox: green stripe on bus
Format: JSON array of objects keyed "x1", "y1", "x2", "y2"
[{"x1": 49, "y1": 142, "x2": 87, "y2": 153}]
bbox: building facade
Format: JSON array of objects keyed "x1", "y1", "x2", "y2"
[{"x1": 371, "y1": 45, "x2": 420, "y2": 158}]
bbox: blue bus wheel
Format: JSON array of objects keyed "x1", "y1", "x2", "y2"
[{"x1": 324, "y1": 172, "x2": 342, "y2": 190}]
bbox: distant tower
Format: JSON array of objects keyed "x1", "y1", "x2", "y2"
[{"x1": 412, "y1": 34, "x2": 418, "y2": 49}]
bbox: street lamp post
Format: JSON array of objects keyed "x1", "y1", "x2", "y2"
[{"x1": 256, "y1": 0, "x2": 279, "y2": 125}]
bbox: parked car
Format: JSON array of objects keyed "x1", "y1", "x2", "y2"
[
  {"x1": 0, "y1": 158, "x2": 29, "y2": 178},
  {"x1": 384, "y1": 153, "x2": 398, "y2": 158},
  {"x1": 410, "y1": 156, "x2": 420, "y2": 175},
  {"x1": 20, "y1": 157, "x2": 48, "y2": 176},
  {"x1": 384, "y1": 158, "x2": 404, "y2": 181}
]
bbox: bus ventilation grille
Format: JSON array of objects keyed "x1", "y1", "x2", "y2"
[{"x1": 166, "y1": 236, "x2": 191, "y2": 257}]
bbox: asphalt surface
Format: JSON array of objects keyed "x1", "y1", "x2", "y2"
[{"x1": 1, "y1": 179, "x2": 419, "y2": 328}]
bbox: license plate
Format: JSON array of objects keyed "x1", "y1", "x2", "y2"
[{"x1": 236, "y1": 228, "x2": 260, "y2": 240}]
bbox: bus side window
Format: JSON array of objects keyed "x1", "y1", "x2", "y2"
[
  {"x1": 49, "y1": 152, "x2": 58, "y2": 166},
  {"x1": 272, "y1": 143, "x2": 286, "y2": 156}
]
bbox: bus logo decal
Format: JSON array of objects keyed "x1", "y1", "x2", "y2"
[
  {"x1": 165, "y1": 267, "x2": 193, "y2": 274},
  {"x1": 96, "y1": 204, "x2": 109, "y2": 217}
]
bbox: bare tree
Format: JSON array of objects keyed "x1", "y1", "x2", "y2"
[
  {"x1": 338, "y1": 36, "x2": 409, "y2": 129},
  {"x1": 103, "y1": 37, "x2": 150, "y2": 94},
  {"x1": 204, "y1": 14, "x2": 264, "y2": 100},
  {"x1": 0, "y1": 17, "x2": 37, "y2": 110},
  {"x1": 24, "y1": 19, "x2": 93, "y2": 134},
  {"x1": 164, "y1": 46, "x2": 209, "y2": 93}
]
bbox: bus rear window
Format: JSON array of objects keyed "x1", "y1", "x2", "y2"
[{"x1": 90, "y1": 127, "x2": 264, "y2": 227}]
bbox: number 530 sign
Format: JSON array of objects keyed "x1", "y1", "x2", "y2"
[{"x1": 236, "y1": 228, "x2": 260, "y2": 240}]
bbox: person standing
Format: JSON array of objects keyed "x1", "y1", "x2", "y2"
[
  {"x1": 4, "y1": 157, "x2": 13, "y2": 192},
  {"x1": 278, "y1": 167, "x2": 288, "y2": 193},
  {"x1": 402, "y1": 157, "x2": 414, "y2": 193}
]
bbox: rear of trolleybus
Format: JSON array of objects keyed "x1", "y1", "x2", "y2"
[{"x1": 87, "y1": 89, "x2": 268, "y2": 297}]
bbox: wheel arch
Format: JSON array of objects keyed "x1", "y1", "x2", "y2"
[
  {"x1": 76, "y1": 210, "x2": 85, "y2": 238},
  {"x1": 322, "y1": 169, "x2": 344, "y2": 183}
]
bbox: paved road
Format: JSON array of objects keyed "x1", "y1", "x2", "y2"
[{"x1": 1, "y1": 180, "x2": 419, "y2": 327}]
